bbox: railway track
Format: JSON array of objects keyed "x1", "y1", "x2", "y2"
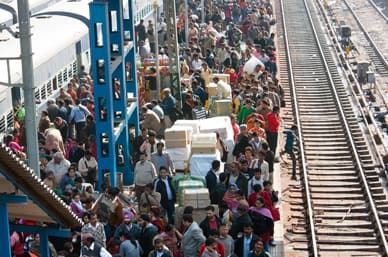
[{"x1": 275, "y1": 0, "x2": 388, "y2": 254}]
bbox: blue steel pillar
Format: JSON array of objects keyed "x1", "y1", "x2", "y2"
[
  {"x1": 0, "y1": 203, "x2": 11, "y2": 257},
  {"x1": 39, "y1": 229, "x2": 50, "y2": 257},
  {"x1": 0, "y1": 195, "x2": 27, "y2": 257},
  {"x1": 89, "y1": 0, "x2": 139, "y2": 189}
]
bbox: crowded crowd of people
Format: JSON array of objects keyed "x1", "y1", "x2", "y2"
[{"x1": 6, "y1": 0, "x2": 299, "y2": 256}]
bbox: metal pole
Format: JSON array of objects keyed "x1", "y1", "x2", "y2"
[
  {"x1": 153, "y1": 2, "x2": 161, "y2": 100},
  {"x1": 201, "y1": 0, "x2": 205, "y2": 24},
  {"x1": 0, "y1": 203, "x2": 11, "y2": 257},
  {"x1": 17, "y1": 0, "x2": 40, "y2": 176},
  {"x1": 184, "y1": 0, "x2": 189, "y2": 45}
]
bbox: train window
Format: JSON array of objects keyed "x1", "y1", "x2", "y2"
[
  {"x1": 35, "y1": 89, "x2": 40, "y2": 101},
  {"x1": 52, "y1": 77, "x2": 57, "y2": 91},
  {"x1": 0, "y1": 116, "x2": 5, "y2": 134},
  {"x1": 57, "y1": 72, "x2": 63, "y2": 86},
  {"x1": 95, "y1": 23, "x2": 104, "y2": 47},
  {"x1": 68, "y1": 64, "x2": 73, "y2": 79},
  {"x1": 72, "y1": 61, "x2": 77, "y2": 77},
  {"x1": 63, "y1": 68, "x2": 68, "y2": 83},
  {"x1": 110, "y1": 11, "x2": 118, "y2": 33},
  {"x1": 6, "y1": 111, "x2": 13, "y2": 131},
  {"x1": 47, "y1": 81, "x2": 52, "y2": 95},
  {"x1": 41, "y1": 87, "x2": 47, "y2": 100}
]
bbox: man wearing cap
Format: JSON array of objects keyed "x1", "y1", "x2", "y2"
[
  {"x1": 81, "y1": 233, "x2": 112, "y2": 257},
  {"x1": 113, "y1": 210, "x2": 141, "y2": 245},
  {"x1": 45, "y1": 151, "x2": 70, "y2": 185},
  {"x1": 138, "y1": 214, "x2": 158, "y2": 257},
  {"x1": 78, "y1": 150, "x2": 98, "y2": 184}
]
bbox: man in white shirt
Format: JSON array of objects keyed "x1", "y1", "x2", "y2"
[
  {"x1": 134, "y1": 152, "x2": 157, "y2": 201},
  {"x1": 78, "y1": 150, "x2": 98, "y2": 184},
  {"x1": 45, "y1": 151, "x2": 70, "y2": 185},
  {"x1": 213, "y1": 77, "x2": 232, "y2": 99},
  {"x1": 191, "y1": 53, "x2": 203, "y2": 71}
]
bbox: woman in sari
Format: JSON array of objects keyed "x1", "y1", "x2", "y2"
[
  {"x1": 249, "y1": 196, "x2": 274, "y2": 251},
  {"x1": 222, "y1": 183, "x2": 240, "y2": 212}
]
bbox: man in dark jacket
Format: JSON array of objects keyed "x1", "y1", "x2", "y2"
[
  {"x1": 138, "y1": 214, "x2": 158, "y2": 257},
  {"x1": 226, "y1": 161, "x2": 248, "y2": 197},
  {"x1": 230, "y1": 204, "x2": 253, "y2": 239},
  {"x1": 154, "y1": 166, "x2": 176, "y2": 224},
  {"x1": 206, "y1": 160, "x2": 221, "y2": 204},
  {"x1": 234, "y1": 223, "x2": 259, "y2": 257},
  {"x1": 199, "y1": 205, "x2": 222, "y2": 237},
  {"x1": 148, "y1": 237, "x2": 173, "y2": 257}
]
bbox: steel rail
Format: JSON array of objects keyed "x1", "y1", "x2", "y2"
[
  {"x1": 306, "y1": 0, "x2": 388, "y2": 253},
  {"x1": 342, "y1": 0, "x2": 388, "y2": 69},
  {"x1": 281, "y1": 0, "x2": 388, "y2": 254},
  {"x1": 278, "y1": 0, "x2": 318, "y2": 255}
]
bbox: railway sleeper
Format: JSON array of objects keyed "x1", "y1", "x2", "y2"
[
  {"x1": 304, "y1": 150, "x2": 353, "y2": 156},
  {"x1": 318, "y1": 250, "x2": 381, "y2": 257},
  {"x1": 316, "y1": 236, "x2": 379, "y2": 245},
  {"x1": 307, "y1": 170, "x2": 360, "y2": 176},
  {"x1": 314, "y1": 212, "x2": 372, "y2": 220},
  {"x1": 310, "y1": 194, "x2": 369, "y2": 200},
  {"x1": 311, "y1": 199, "x2": 367, "y2": 205},
  {"x1": 317, "y1": 220, "x2": 376, "y2": 229},
  {"x1": 314, "y1": 228, "x2": 376, "y2": 237},
  {"x1": 316, "y1": 244, "x2": 381, "y2": 252}
]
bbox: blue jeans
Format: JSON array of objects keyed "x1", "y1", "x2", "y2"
[{"x1": 163, "y1": 199, "x2": 175, "y2": 225}]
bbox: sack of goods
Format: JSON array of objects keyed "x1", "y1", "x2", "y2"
[
  {"x1": 164, "y1": 126, "x2": 193, "y2": 148},
  {"x1": 181, "y1": 188, "x2": 210, "y2": 209},
  {"x1": 191, "y1": 132, "x2": 217, "y2": 154}
]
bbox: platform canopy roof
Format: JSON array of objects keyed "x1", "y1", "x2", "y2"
[{"x1": 0, "y1": 144, "x2": 83, "y2": 227}]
